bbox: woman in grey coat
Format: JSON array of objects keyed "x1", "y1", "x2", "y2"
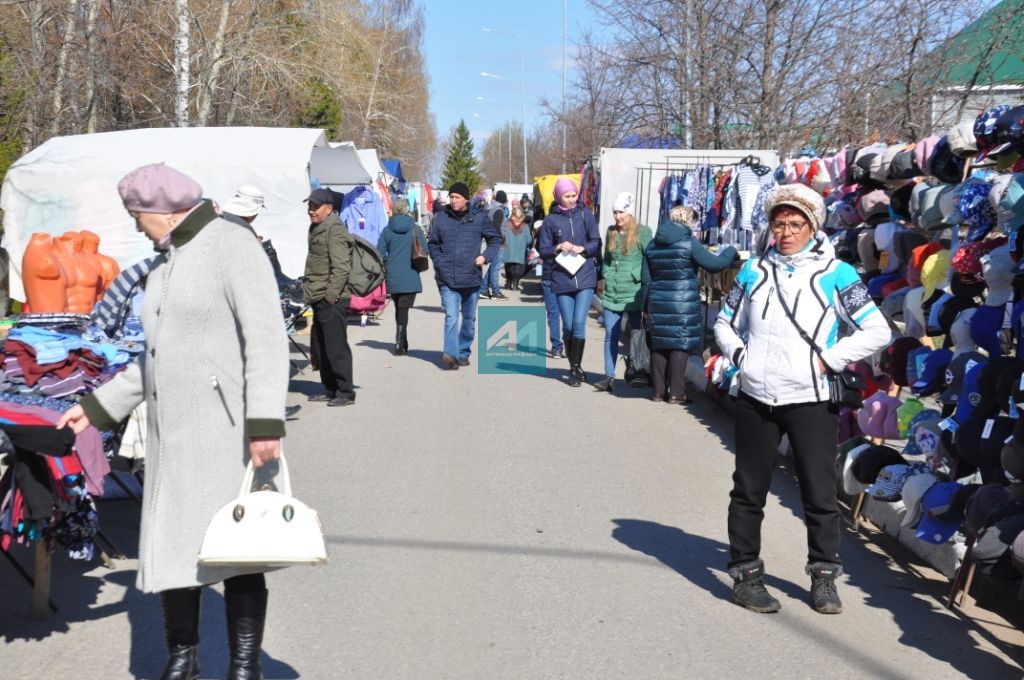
[{"x1": 59, "y1": 163, "x2": 288, "y2": 680}]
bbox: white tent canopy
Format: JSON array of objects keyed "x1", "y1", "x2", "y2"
[
  {"x1": 1, "y1": 126, "x2": 371, "y2": 300},
  {"x1": 354, "y1": 147, "x2": 392, "y2": 185}
]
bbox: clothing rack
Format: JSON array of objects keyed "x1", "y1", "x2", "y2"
[{"x1": 633, "y1": 159, "x2": 741, "y2": 231}]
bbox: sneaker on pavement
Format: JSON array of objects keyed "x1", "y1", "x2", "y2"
[
  {"x1": 458, "y1": 357, "x2": 470, "y2": 366},
  {"x1": 308, "y1": 392, "x2": 336, "y2": 402},
  {"x1": 441, "y1": 354, "x2": 460, "y2": 370},
  {"x1": 327, "y1": 396, "x2": 355, "y2": 407}
]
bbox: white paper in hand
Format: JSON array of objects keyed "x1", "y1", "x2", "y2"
[{"x1": 555, "y1": 251, "x2": 586, "y2": 275}]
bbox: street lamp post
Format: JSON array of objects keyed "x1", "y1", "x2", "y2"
[{"x1": 482, "y1": 27, "x2": 528, "y2": 185}]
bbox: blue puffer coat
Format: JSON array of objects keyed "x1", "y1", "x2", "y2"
[
  {"x1": 428, "y1": 206, "x2": 502, "y2": 289},
  {"x1": 641, "y1": 221, "x2": 737, "y2": 351},
  {"x1": 537, "y1": 203, "x2": 602, "y2": 294}
]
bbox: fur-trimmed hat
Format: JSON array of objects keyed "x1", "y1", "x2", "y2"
[{"x1": 766, "y1": 183, "x2": 826, "y2": 231}]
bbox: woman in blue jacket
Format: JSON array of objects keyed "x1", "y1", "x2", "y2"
[
  {"x1": 641, "y1": 205, "x2": 737, "y2": 403},
  {"x1": 377, "y1": 200, "x2": 428, "y2": 355},
  {"x1": 538, "y1": 178, "x2": 602, "y2": 386}
]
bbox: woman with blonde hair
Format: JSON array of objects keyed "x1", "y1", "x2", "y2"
[
  {"x1": 641, "y1": 204, "x2": 737, "y2": 403},
  {"x1": 502, "y1": 206, "x2": 533, "y2": 291},
  {"x1": 594, "y1": 192, "x2": 653, "y2": 392}
]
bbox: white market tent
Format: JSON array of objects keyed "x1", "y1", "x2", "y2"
[
  {"x1": 1, "y1": 126, "x2": 372, "y2": 300},
  {"x1": 354, "y1": 147, "x2": 393, "y2": 186}
]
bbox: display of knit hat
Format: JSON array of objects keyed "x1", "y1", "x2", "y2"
[
  {"x1": 857, "y1": 189, "x2": 891, "y2": 225},
  {"x1": 889, "y1": 147, "x2": 921, "y2": 180},
  {"x1": 889, "y1": 181, "x2": 917, "y2": 221},
  {"x1": 917, "y1": 185, "x2": 948, "y2": 231}
]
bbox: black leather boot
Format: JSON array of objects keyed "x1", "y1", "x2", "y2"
[
  {"x1": 399, "y1": 324, "x2": 409, "y2": 354},
  {"x1": 226, "y1": 589, "x2": 268, "y2": 680},
  {"x1": 593, "y1": 376, "x2": 614, "y2": 392},
  {"x1": 395, "y1": 325, "x2": 407, "y2": 355},
  {"x1": 159, "y1": 588, "x2": 201, "y2": 680},
  {"x1": 574, "y1": 339, "x2": 588, "y2": 385},
  {"x1": 806, "y1": 562, "x2": 843, "y2": 614},
  {"x1": 567, "y1": 338, "x2": 587, "y2": 387}
]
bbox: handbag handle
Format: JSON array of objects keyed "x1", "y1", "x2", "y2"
[{"x1": 238, "y1": 447, "x2": 293, "y2": 498}]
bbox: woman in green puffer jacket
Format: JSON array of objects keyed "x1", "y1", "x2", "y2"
[{"x1": 594, "y1": 192, "x2": 653, "y2": 392}]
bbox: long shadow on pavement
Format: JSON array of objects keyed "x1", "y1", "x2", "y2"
[{"x1": 356, "y1": 339, "x2": 446, "y2": 369}]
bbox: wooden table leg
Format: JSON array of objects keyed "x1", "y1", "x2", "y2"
[{"x1": 31, "y1": 540, "x2": 52, "y2": 620}]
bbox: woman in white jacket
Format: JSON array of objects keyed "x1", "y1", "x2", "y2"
[{"x1": 714, "y1": 183, "x2": 891, "y2": 616}]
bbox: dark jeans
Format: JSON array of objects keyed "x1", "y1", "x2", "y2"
[
  {"x1": 392, "y1": 292, "x2": 417, "y2": 325},
  {"x1": 651, "y1": 349, "x2": 687, "y2": 398},
  {"x1": 312, "y1": 299, "x2": 354, "y2": 400},
  {"x1": 728, "y1": 391, "x2": 840, "y2": 569}
]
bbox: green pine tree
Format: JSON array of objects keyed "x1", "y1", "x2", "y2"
[{"x1": 440, "y1": 120, "x2": 481, "y2": 193}]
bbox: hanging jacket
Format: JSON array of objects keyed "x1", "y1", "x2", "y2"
[
  {"x1": 428, "y1": 205, "x2": 501, "y2": 289},
  {"x1": 340, "y1": 185, "x2": 388, "y2": 245},
  {"x1": 377, "y1": 214, "x2": 427, "y2": 294},
  {"x1": 601, "y1": 223, "x2": 653, "y2": 312},
  {"x1": 714, "y1": 232, "x2": 893, "y2": 406},
  {"x1": 537, "y1": 203, "x2": 601, "y2": 294},
  {"x1": 640, "y1": 221, "x2": 737, "y2": 351}
]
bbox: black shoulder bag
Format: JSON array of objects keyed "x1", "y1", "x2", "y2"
[{"x1": 770, "y1": 264, "x2": 864, "y2": 409}]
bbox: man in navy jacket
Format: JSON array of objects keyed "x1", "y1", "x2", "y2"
[{"x1": 427, "y1": 182, "x2": 502, "y2": 369}]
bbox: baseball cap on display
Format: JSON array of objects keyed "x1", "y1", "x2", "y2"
[
  {"x1": 900, "y1": 470, "x2": 941, "y2": 528},
  {"x1": 903, "y1": 409, "x2": 942, "y2": 456},
  {"x1": 867, "y1": 464, "x2": 910, "y2": 501},
  {"x1": 880, "y1": 287, "x2": 909, "y2": 320},
  {"x1": 953, "y1": 360, "x2": 989, "y2": 425},
  {"x1": 999, "y1": 173, "x2": 1024, "y2": 234},
  {"x1": 896, "y1": 398, "x2": 925, "y2": 438},
  {"x1": 975, "y1": 105, "x2": 1024, "y2": 161},
  {"x1": 884, "y1": 337, "x2": 923, "y2": 387},
  {"x1": 858, "y1": 189, "x2": 891, "y2": 225},
  {"x1": 939, "y1": 351, "x2": 985, "y2": 405},
  {"x1": 915, "y1": 481, "x2": 965, "y2": 544},
  {"x1": 905, "y1": 347, "x2": 932, "y2": 386},
  {"x1": 915, "y1": 419, "x2": 946, "y2": 462},
  {"x1": 937, "y1": 297, "x2": 977, "y2": 339},
  {"x1": 889, "y1": 147, "x2": 920, "y2": 179},
  {"x1": 977, "y1": 417, "x2": 1016, "y2": 483},
  {"x1": 969, "y1": 305, "x2": 1004, "y2": 359},
  {"x1": 994, "y1": 359, "x2": 1024, "y2": 413},
  {"x1": 974, "y1": 105, "x2": 1013, "y2": 158},
  {"x1": 929, "y1": 137, "x2": 966, "y2": 184},
  {"x1": 974, "y1": 357, "x2": 1017, "y2": 418},
  {"x1": 959, "y1": 182, "x2": 997, "y2": 242},
  {"x1": 851, "y1": 445, "x2": 907, "y2": 485},
  {"x1": 947, "y1": 120, "x2": 979, "y2": 158},
  {"x1": 926, "y1": 292, "x2": 951, "y2": 336},
  {"x1": 842, "y1": 441, "x2": 874, "y2": 495},
  {"x1": 912, "y1": 348, "x2": 953, "y2": 395},
  {"x1": 913, "y1": 136, "x2": 941, "y2": 176}
]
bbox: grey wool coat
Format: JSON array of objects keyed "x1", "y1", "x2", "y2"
[{"x1": 80, "y1": 201, "x2": 289, "y2": 593}]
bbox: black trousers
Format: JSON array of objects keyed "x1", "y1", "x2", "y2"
[
  {"x1": 651, "y1": 349, "x2": 687, "y2": 398},
  {"x1": 391, "y1": 292, "x2": 416, "y2": 325},
  {"x1": 311, "y1": 299, "x2": 354, "y2": 400},
  {"x1": 728, "y1": 392, "x2": 840, "y2": 569}
]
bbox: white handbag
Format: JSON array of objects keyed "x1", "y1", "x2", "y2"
[{"x1": 198, "y1": 451, "x2": 328, "y2": 567}]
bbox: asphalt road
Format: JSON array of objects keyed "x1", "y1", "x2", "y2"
[{"x1": 1, "y1": 274, "x2": 1022, "y2": 679}]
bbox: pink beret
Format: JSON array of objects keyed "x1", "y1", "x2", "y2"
[{"x1": 118, "y1": 163, "x2": 203, "y2": 213}]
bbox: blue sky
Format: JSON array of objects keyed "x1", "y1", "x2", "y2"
[{"x1": 422, "y1": 0, "x2": 592, "y2": 146}]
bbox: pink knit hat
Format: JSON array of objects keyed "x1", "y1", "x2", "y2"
[
  {"x1": 118, "y1": 163, "x2": 203, "y2": 213},
  {"x1": 553, "y1": 177, "x2": 578, "y2": 203}
]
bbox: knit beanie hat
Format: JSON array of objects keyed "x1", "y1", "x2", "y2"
[
  {"x1": 118, "y1": 163, "x2": 203, "y2": 214},
  {"x1": 448, "y1": 182, "x2": 471, "y2": 200},
  {"x1": 766, "y1": 183, "x2": 825, "y2": 231},
  {"x1": 612, "y1": 192, "x2": 635, "y2": 215},
  {"x1": 553, "y1": 178, "x2": 579, "y2": 203}
]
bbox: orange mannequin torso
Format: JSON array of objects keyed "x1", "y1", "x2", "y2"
[
  {"x1": 53, "y1": 233, "x2": 101, "y2": 314},
  {"x1": 79, "y1": 229, "x2": 120, "y2": 296},
  {"x1": 22, "y1": 233, "x2": 69, "y2": 313}
]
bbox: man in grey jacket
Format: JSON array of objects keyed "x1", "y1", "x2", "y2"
[{"x1": 303, "y1": 187, "x2": 356, "y2": 406}]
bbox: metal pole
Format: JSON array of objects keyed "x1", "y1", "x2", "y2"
[
  {"x1": 508, "y1": 124, "x2": 512, "y2": 182},
  {"x1": 562, "y1": 0, "x2": 567, "y2": 173},
  {"x1": 518, "y1": 33, "x2": 528, "y2": 185}
]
